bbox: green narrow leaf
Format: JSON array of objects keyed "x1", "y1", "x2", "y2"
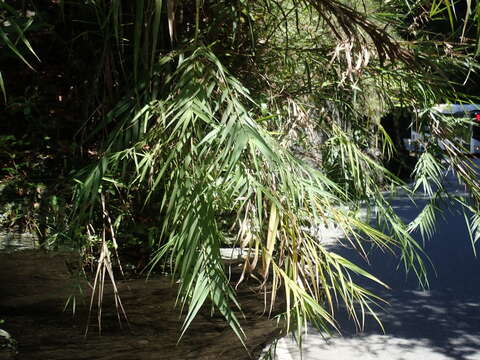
[
  {"x1": 0, "y1": 72, "x2": 6, "y2": 104},
  {"x1": 167, "y1": 0, "x2": 175, "y2": 44},
  {"x1": 134, "y1": 0, "x2": 145, "y2": 84},
  {"x1": 0, "y1": 28, "x2": 35, "y2": 70},
  {"x1": 150, "y1": 0, "x2": 163, "y2": 75},
  {"x1": 12, "y1": 19, "x2": 40, "y2": 62}
]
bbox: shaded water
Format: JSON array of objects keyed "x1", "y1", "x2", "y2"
[
  {"x1": 265, "y1": 162, "x2": 480, "y2": 359},
  {"x1": 0, "y1": 251, "x2": 279, "y2": 360}
]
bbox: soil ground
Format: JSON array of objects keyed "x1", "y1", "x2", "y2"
[{"x1": 0, "y1": 250, "x2": 280, "y2": 360}]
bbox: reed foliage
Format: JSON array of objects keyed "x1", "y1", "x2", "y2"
[{"x1": 3, "y1": 0, "x2": 480, "y2": 349}]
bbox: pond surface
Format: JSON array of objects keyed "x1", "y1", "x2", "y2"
[
  {"x1": 0, "y1": 250, "x2": 279, "y2": 360},
  {"x1": 0, "y1": 232, "x2": 38, "y2": 251},
  {"x1": 266, "y1": 163, "x2": 480, "y2": 360}
]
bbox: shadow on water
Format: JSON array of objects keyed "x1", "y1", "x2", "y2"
[
  {"x1": 323, "y1": 191, "x2": 480, "y2": 359},
  {"x1": 270, "y1": 172, "x2": 480, "y2": 359},
  {"x1": 289, "y1": 287, "x2": 480, "y2": 360}
]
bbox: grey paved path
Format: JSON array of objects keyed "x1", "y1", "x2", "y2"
[{"x1": 268, "y1": 167, "x2": 480, "y2": 359}]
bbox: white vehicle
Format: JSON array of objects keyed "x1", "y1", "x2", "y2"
[{"x1": 403, "y1": 104, "x2": 480, "y2": 154}]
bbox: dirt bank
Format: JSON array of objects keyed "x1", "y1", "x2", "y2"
[{"x1": 0, "y1": 250, "x2": 280, "y2": 360}]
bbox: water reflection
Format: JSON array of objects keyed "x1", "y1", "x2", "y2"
[{"x1": 0, "y1": 232, "x2": 38, "y2": 251}]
